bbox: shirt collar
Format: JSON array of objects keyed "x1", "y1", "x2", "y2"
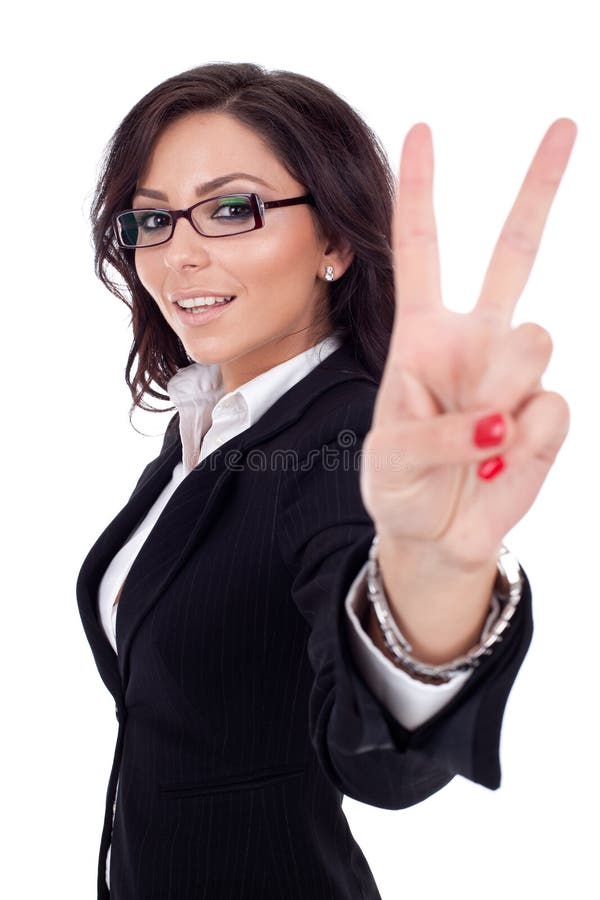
[
  {"x1": 166, "y1": 330, "x2": 345, "y2": 473},
  {"x1": 215, "y1": 330, "x2": 344, "y2": 428}
]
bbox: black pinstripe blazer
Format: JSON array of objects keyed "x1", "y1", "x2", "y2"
[{"x1": 76, "y1": 337, "x2": 533, "y2": 899}]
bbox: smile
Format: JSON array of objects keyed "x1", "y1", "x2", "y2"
[{"x1": 175, "y1": 296, "x2": 236, "y2": 309}]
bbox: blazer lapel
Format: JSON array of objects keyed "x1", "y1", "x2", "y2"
[
  {"x1": 76, "y1": 338, "x2": 377, "y2": 698},
  {"x1": 76, "y1": 436, "x2": 183, "y2": 702}
]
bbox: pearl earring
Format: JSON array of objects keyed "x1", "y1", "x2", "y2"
[{"x1": 324, "y1": 265, "x2": 335, "y2": 282}]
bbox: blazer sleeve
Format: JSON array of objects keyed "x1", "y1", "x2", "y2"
[
  {"x1": 343, "y1": 566, "x2": 476, "y2": 730},
  {"x1": 276, "y1": 402, "x2": 534, "y2": 810}
]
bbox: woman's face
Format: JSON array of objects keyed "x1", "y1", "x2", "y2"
[{"x1": 133, "y1": 111, "x2": 352, "y2": 393}]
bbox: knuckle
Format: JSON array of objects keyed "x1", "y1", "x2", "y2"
[
  {"x1": 549, "y1": 391, "x2": 570, "y2": 426},
  {"x1": 535, "y1": 171, "x2": 562, "y2": 190},
  {"x1": 394, "y1": 226, "x2": 438, "y2": 250},
  {"x1": 498, "y1": 227, "x2": 538, "y2": 258},
  {"x1": 519, "y1": 322, "x2": 553, "y2": 356},
  {"x1": 531, "y1": 391, "x2": 570, "y2": 437},
  {"x1": 542, "y1": 392, "x2": 571, "y2": 450}
]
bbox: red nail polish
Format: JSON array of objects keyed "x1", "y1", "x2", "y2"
[
  {"x1": 477, "y1": 456, "x2": 505, "y2": 480},
  {"x1": 473, "y1": 413, "x2": 505, "y2": 448}
]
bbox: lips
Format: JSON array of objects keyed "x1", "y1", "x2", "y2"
[{"x1": 171, "y1": 295, "x2": 239, "y2": 325}]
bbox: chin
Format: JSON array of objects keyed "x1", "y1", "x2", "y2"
[{"x1": 181, "y1": 339, "x2": 233, "y2": 366}]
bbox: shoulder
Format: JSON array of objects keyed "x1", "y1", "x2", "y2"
[
  {"x1": 289, "y1": 339, "x2": 380, "y2": 435},
  {"x1": 305, "y1": 378, "x2": 377, "y2": 433},
  {"x1": 276, "y1": 379, "x2": 378, "y2": 466}
]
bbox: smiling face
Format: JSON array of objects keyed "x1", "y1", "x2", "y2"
[{"x1": 132, "y1": 110, "x2": 352, "y2": 393}]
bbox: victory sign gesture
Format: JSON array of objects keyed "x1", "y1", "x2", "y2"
[{"x1": 360, "y1": 120, "x2": 577, "y2": 666}]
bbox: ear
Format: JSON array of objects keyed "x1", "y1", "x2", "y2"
[{"x1": 321, "y1": 237, "x2": 355, "y2": 281}]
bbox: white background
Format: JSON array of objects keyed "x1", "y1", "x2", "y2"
[{"x1": 2, "y1": 0, "x2": 598, "y2": 897}]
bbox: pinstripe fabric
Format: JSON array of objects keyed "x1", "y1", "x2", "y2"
[{"x1": 76, "y1": 337, "x2": 533, "y2": 899}]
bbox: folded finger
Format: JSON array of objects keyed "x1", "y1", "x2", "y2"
[
  {"x1": 503, "y1": 389, "x2": 570, "y2": 470},
  {"x1": 468, "y1": 322, "x2": 553, "y2": 410}
]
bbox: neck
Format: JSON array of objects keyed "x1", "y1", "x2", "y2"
[{"x1": 219, "y1": 328, "x2": 333, "y2": 394}]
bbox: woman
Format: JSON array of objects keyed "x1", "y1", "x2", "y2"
[{"x1": 77, "y1": 62, "x2": 576, "y2": 899}]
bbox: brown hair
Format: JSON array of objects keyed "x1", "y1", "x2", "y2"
[{"x1": 90, "y1": 62, "x2": 396, "y2": 422}]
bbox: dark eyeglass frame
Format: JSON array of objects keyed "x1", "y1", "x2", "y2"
[{"x1": 113, "y1": 192, "x2": 316, "y2": 248}]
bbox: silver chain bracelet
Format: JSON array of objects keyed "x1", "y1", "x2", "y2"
[{"x1": 366, "y1": 534, "x2": 524, "y2": 684}]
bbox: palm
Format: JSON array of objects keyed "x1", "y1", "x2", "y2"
[{"x1": 360, "y1": 121, "x2": 577, "y2": 568}]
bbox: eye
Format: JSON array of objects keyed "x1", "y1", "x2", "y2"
[
  {"x1": 139, "y1": 211, "x2": 172, "y2": 231},
  {"x1": 210, "y1": 196, "x2": 253, "y2": 220}
]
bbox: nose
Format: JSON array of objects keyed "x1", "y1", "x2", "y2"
[{"x1": 163, "y1": 216, "x2": 211, "y2": 272}]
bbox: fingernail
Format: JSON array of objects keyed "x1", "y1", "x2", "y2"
[
  {"x1": 473, "y1": 413, "x2": 505, "y2": 448},
  {"x1": 477, "y1": 456, "x2": 505, "y2": 480}
]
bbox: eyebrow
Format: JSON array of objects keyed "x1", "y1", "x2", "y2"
[{"x1": 133, "y1": 172, "x2": 275, "y2": 202}]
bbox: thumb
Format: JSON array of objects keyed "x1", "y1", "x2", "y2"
[{"x1": 396, "y1": 369, "x2": 439, "y2": 419}]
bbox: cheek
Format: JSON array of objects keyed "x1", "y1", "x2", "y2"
[
  {"x1": 239, "y1": 225, "x2": 319, "y2": 286},
  {"x1": 134, "y1": 249, "x2": 167, "y2": 301}
]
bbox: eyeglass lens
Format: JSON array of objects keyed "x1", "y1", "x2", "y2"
[{"x1": 117, "y1": 195, "x2": 257, "y2": 247}]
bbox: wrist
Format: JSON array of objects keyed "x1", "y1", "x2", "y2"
[
  {"x1": 365, "y1": 533, "x2": 523, "y2": 683},
  {"x1": 374, "y1": 524, "x2": 498, "y2": 575},
  {"x1": 374, "y1": 532, "x2": 499, "y2": 666}
]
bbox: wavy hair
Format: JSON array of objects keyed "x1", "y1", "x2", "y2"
[{"x1": 90, "y1": 62, "x2": 396, "y2": 423}]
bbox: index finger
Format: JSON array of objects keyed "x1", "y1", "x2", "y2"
[
  {"x1": 473, "y1": 118, "x2": 577, "y2": 325},
  {"x1": 391, "y1": 123, "x2": 443, "y2": 317}
]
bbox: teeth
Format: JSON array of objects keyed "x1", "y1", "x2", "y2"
[{"x1": 176, "y1": 296, "x2": 234, "y2": 309}]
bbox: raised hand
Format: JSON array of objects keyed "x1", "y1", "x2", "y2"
[{"x1": 360, "y1": 120, "x2": 577, "y2": 573}]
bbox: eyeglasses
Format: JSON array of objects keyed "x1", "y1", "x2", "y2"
[{"x1": 113, "y1": 192, "x2": 316, "y2": 249}]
